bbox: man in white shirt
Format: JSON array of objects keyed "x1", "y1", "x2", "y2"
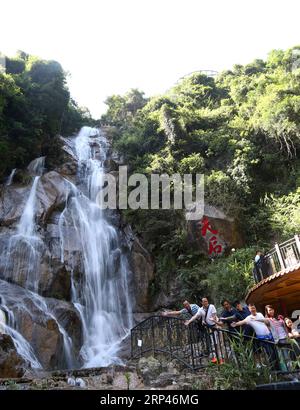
[
  {"x1": 231, "y1": 303, "x2": 277, "y2": 368},
  {"x1": 184, "y1": 297, "x2": 217, "y2": 328},
  {"x1": 231, "y1": 303, "x2": 272, "y2": 339},
  {"x1": 185, "y1": 297, "x2": 222, "y2": 363}
]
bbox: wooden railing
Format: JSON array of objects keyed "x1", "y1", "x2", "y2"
[{"x1": 265, "y1": 235, "x2": 300, "y2": 275}]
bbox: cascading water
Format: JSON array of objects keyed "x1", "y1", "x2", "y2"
[
  {"x1": 6, "y1": 168, "x2": 16, "y2": 186},
  {"x1": 3, "y1": 176, "x2": 42, "y2": 292},
  {"x1": 0, "y1": 298, "x2": 42, "y2": 369},
  {"x1": 0, "y1": 126, "x2": 133, "y2": 371},
  {"x1": 27, "y1": 156, "x2": 45, "y2": 176},
  {"x1": 59, "y1": 126, "x2": 133, "y2": 367},
  {"x1": 1, "y1": 162, "x2": 76, "y2": 369}
]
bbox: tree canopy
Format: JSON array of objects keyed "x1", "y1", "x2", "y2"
[{"x1": 0, "y1": 51, "x2": 94, "y2": 180}]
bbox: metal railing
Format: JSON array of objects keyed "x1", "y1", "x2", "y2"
[
  {"x1": 131, "y1": 316, "x2": 300, "y2": 373},
  {"x1": 255, "y1": 235, "x2": 300, "y2": 281}
]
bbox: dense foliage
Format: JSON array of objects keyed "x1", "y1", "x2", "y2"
[
  {"x1": 0, "y1": 51, "x2": 94, "y2": 180},
  {"x1": 102, "y1": 46, "x2": 300, "y2": 303}
]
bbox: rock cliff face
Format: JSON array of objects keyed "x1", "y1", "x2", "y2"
[
  {"x1": 0, "y1": 333, "x2": 28, "y2": 378},
  {"x1": 188, "y1": 204, "x2": 244, "y2": 256},
  {"x1": 0, "y1": 129, "x2": 155, "y2": 375}
]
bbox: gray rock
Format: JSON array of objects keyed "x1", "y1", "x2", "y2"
[
  {"x1": 130, "y1": 238, "x2": 155, "y2": 312},
  {"x1": 0, "y1": 333, "x2": 29, "y2": 378}
]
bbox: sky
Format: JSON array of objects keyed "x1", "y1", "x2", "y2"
[{"x1": 1, "y1": 0, "x2": 300, "y2": 118}]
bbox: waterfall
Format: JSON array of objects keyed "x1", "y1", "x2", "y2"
[
  {"x1": 1, "y1": 168, "x2": 75, "y2": 369},
  {"x1": 27, "y1": 156, "x2": 45, "y2": 176},
  {"x1": 4, "y1": 326, "x2": 42, "y2": 369},
  {"x1": 0, "y1": 301, "x2": 42, "y2": 369},
  {"x1": 6, "y1": 168, "x2": 16, "y2": 186},
  {"x1": 3, "y1": 176, "x2": 42, "y2": 292},
  {"x1": 18, "y1": 176, "x2": 39, "y2": 237},
  {"x1": 59, "y1": 126, "x2": 133, "y2": 368}
]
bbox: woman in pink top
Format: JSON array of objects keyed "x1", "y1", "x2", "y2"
[
  {"x1": 265, "y1": 305, "x2": 291, "y2": 371},
  {"x1": 265, "y1": 305, "x2": 288, "y2": 345}
]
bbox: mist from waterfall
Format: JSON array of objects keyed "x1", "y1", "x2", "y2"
[{"x1": 59, "y1": 126, "x2": 133, "y2": 368}]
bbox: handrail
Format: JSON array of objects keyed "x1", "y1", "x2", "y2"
[
  {"x1": 131, "y1": 316, "x2": 298, "y2": 373},
  {"x1": 258, "y1": 234, "x2": 300, "y2": 279}
]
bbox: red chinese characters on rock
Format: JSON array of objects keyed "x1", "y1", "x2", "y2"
[{"x1": 198, "y1": 216, "x2": 223, "y2": 256}]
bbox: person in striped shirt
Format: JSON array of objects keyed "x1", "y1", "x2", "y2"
[{"x1": 161, "y1": 300, "x2": 200, "y2": 319}]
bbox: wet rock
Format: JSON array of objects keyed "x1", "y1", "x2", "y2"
[
  {"x1": 0, "y1": 280, "x2": 76, "y2": 370},
  {"x1": 130, "y1": 238, "x2": 155, "y2": 312},
  {"x1": 137, "y1": 356, "x2": 165, "y2": 385},
  {"x1": 56, "y1": 161, "x2": 77, "y2": 177},
  {"x1": 35, "y1": 171, "x2": 69, "y2": 224},
  {"x1": 0, "y1": 333, "x2": 29, "y2": 378},
  {"x1": 0, "y1": 185, "x2": 31, "y2": 227},
  {"x1": 150, "y1": 372, "x2": 180, "y2": 388}
]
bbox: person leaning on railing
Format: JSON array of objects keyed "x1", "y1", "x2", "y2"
[
  {"x1": 231, "y1": 303, "x2": 278, "y2": 368},
  {"x1": 161, "y1": 300, "x2": 201, "y2": 320},
  {"x1": 285, "y1": 317, "x2": 300, "y2": 359},
  {"x1": 265, "y1": 305, "x2": 291, "y2": 371},
  {"x1": 184, "y1": 297, "x2": 224, "y2": 364}
]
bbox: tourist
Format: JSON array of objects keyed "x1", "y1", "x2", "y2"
[
  {"x1": 184, "y1": 297, "x2": 223, "y2": 364},
  {"x1": 232, "y1": 300, "x2": 253, "y2": 336},
  {"x1": 209, "y1": 299, "x2": 237, "y2": 333},
  {"x1": 231, "y1": 303, "x2": 277, "y2": 367},
  {"x1": 184, "y1": 297, "x2": 217, "y2": 328},
  {"x1": 284, "y1": 317, "x2": 300, "y2": 358},
  {"x1": 161, "y1": 300, "x2": 200, "y2": 319},
  {"x1": 231, "y1": 304, "x2": 272, "y2": 339},
  {"x1": 219, "y1": 299, "x2": 238, "y2": 331},
  {"x1": 265, "y1": 305, "x2": 290, "y2": 370},
  {"x1": 285, "y1": 317, "x2": 300, "y2": 339},
  {"x1": 161, "y1": 300, "x2": 207, "y2": 351},
  {"x1": 265, "y1": 305, "x2": 288, "y2": 345},
  {"x1": 253, "y1": 250, "x2": 269, "y2": 282}
]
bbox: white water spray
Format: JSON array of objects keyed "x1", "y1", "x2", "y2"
[{"x1": 59, "y1": 127, "x2": 133, "y2": 367}]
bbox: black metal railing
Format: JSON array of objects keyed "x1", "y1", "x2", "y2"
[{"x1": 131, "y1": 316, "x2": 300, "y2": 373}]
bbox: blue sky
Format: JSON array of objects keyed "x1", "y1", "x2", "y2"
[{"x1": 1, "y1": 0, "x2": 300, "y2": 117}]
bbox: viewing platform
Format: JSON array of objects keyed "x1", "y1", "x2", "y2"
[{"x1": 246, "y1": 235, "x2": 300, "y2": 315}]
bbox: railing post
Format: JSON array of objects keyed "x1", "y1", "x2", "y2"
[
  {"x1": 295, "y1": 234, "x2": 300, "y2": 258},
  {"x1": 275, "y1": 243, "x2": 285, "y2": 271}
]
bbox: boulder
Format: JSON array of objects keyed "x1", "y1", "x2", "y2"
[
  {"x1": 0, "y1": 280, "x2": 78, "y2": 370},
  {"x1": 0, "y1": 333, "x2": 29, "y2": 378},
  {"x1": 0, "y1": 185, "x2": 31, "y2": 227},
  {"x1": 137, "y1": 356, "x2": 165, "y2": 385},
  {"x1": 35, "y1": 171, "x2": 69, "y2": 224},
  {"x1": 187, "y1": 204, "x2": 244, "y2": 257}
]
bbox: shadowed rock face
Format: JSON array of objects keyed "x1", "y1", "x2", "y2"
[
  {"x1": 0, "y1": 333, "x2": 28, "y2": 378},
  {"x1": 130, "y1": 239, "x2": 155, "y2": 312},
  {"x1": 0, "y1": 279, "x2": 82, "y2": 370}
]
